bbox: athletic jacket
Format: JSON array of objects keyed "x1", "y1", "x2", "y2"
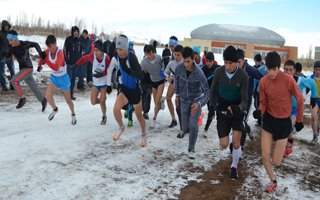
[
  {"x1": 7, "y1": 41, "x2": 42, "y2": 70},
  {"x1": 243, "y1": 62, "x2": 263, "y2": 98},
  {"x1": 116, "y1": 53, "x2": 144, "y2": 89},
  {"x1": 175, "y1": 63, "x2": 209, "y2": 107},
  {"x1": 63, "y1": 35, "x2": 82, "y2": 65},
  {"x1": 202, "y1": 64, "x2": 220, "y2": 88},
  {"x1": 292, "y1": 75, "x2": 318, "y2": 108},
  {"x1": 210, "y1": 66, "x2": 248, "y2": 112}
]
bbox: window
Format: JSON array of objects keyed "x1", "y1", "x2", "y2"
[{"x1": 212, "y1": 47, "x2": 223, "y2": 54}]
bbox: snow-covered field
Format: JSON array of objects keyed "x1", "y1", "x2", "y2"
[
  {"x1": 0, "y1": 84, "x2": 319, "y2": 199},
  {"x1": 0, "y1": 35, "x2": 319, "y2": 199}
]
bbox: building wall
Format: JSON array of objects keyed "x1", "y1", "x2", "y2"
[
  {"x1": 179, "y1": 38, "x2": 212, "y2": 54},
  {"x1": 210, "y1": 40, "x2": 297, "y2": 63},
  {"x1": 180, "y1": 38, "x2": 298, "y2": 63}
]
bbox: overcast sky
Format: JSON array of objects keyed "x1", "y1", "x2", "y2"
[{"x1": 0, "y1": 0, "x2": 319, "y2": 57}]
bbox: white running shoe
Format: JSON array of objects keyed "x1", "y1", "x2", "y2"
[
  {"x1": 71, "y1": 114, "x2": 77, "y2": 125},
  {"x1": 188, "y1": 151, "x2": 196, "y2": 159},
  {"x1": 150, "y1": 119, "x2": 156, "y2": 128},
  {"x1": 311, "y1": 135, "x2": 318, "y2": 144},
  {"x1": 160, "y1": 96, "x2": 166, "y2": 110},
  {"x1": 48, "y1": 107, "x2": 58, "y2": 121},
  {"x1": 203, "y1": 130, "x2": 208, "y2": 138}
]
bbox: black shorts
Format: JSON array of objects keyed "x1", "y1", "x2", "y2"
[
  {"x1": 216, "y1": 111, "x2": 244, "y2": 139},
  {"x1": 151, "y1": 79, "x2": 165, "y2": 89},
  {"x1": 120, "y1": 85, "x2": 142, "y2": 105},
  {"x1": 262, "y1": 112, "x2": 292, "y2": 140}
]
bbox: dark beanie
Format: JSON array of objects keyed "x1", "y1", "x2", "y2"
[
  {"x1": 314, "y1": 60, "x2": 320, "y2": 69},
  {"x1": 223, "y1": 46, "x2": 238, "y2": 62},
  {"x1": 254, "y1": 54, "x2": 262, "y2": 62},
  {"x1": 265, "y1": 51, "x2": 281, "y2": 68},
  {"x1": 206, "y1": 52, "x2": 215, "y2": 61},
  {"x1": 71, "y1": 26, "x2": 79, "y2": 36},
  {"x1": 94, "y1": 40, "x2": 103, "y2": 52}
]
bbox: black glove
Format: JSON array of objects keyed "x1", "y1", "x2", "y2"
[
  {"x1": 230, "y1": 105, "x2": 242, "y2": 117},
  {"x1": 37, "y1": 66, "x2": 43, "y2": 72},
  {"x1": 107, "y1": 86, "x2": 112, "y2": 94},
  {"x1": 225, "y1": 110, "x2": 234, "y2": 118},
  {"x1": 40, "y1": 51, "x2": 47, "y2": 60},
  {"x1": 311, "y1": 97, "x2": 316, "y2": 109},
  {"x1": 253, "y1": 109, "x2": 261, "y2": 119},
  {"x1": 68, "y1": 64, "x2": 76, "y2": 69},
  {"x1": 295, "y1": 122, "x2": 304, "y2": 132},
  {"x1": 93, "y1": 70, "x2": 104, "y2": 78}
]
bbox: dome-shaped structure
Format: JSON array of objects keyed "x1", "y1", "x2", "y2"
[{"x1": 191, "y1": 24, "x2": 285, "y2": 46}]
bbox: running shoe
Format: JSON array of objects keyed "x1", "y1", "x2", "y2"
[
  {"x1": 101, "y1": 116, "x2": 107, "y2": 125},
  {"x1": 48, "y1": 107, "x2": 58, "y2": 121},
  {"x1": 16, "y1": 97, "x2": 26, "y2": 109},
  {"x1": 113, "y1": 125, "x2": 125, "y2": 141},
  {"x1": 265, "y1": 181, "x2": 277, "y2": 193}
]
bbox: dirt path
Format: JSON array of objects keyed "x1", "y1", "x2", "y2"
[{"x1": 179, "y1": 125, "x2": 320, "y2": 200}]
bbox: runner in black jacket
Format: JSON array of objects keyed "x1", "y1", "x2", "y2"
[{"x1": 7, "y1": 30, "x2": 47, "y2": 111}]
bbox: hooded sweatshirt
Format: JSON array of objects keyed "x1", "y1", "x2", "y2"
[{"x1": 0, "y1": 20, "x2": 11, "y2": 58}]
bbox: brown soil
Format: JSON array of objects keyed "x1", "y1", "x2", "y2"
[{"x1": 179, "y1": 124, "x2": 320, "y2": 200}]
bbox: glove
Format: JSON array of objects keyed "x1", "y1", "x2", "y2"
[
  {"x1": 294, "y1": 122, "x2": 304, "y2": 132},
  {"x1": 310, "y1": 97, "x2": 316, "y2": 109},
  {"x1": 68, "y1": 64, "x2": 76, "y2": 69},
  {"x1": 40, "y1": 51, "x2": 47, "y2": 60},
  {"x1": 37, "y1": 66, "x2": 43, "y2": 72},
  {"x1": 225, "y1": 110, "x2": 234, "y2": 118},
  {"x1": 93, "y1": 70, "x2": 104, "y2": 78},
  {"x1": 230, "y1": 105, "x2": 242, "y2": 117},
  {"x1": 107, "y1": 86, "x2": 112, "y2": 94},
  {"x1": 160, "y1": 70, "x2": 166, "y2": 79},
  {"x1": 253, "y1": 109, "x2": 261, "y2": 119}
]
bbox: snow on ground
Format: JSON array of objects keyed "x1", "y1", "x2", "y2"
[
  {"x1": 239, "y1": 124, "x2": 320, "y2": 200},
  {"x1": 0, "y1": 86, "x2": 224, "y2": 199},
  {"x1": 1, "y1": 84, "x2": 319, "y2": 199}
]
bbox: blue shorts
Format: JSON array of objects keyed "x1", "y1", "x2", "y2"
[
  {"x1": 50, "y1": 74, "x2": 70, "y2": 91},
  {"x1": 291, "y1": 107, "x2": 297, "y2": 117},
  {"x1": 94, "y1": 85, "x2": 107, "y2": 90}
]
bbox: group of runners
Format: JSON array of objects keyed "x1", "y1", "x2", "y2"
[{"x1": 2, "y1": 22, "x2": 320, "y2": 193}]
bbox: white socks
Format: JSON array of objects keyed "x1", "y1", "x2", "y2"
[{"x1": 231, "y1": 147, "x2": 242, "y2": 168}]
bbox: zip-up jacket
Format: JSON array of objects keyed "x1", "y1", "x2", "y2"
[{"x1": 175, "y1": 63, "x2": 209, "y2": 107}]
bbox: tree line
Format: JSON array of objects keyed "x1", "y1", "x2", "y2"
[{"x1": 3, "y1": 12, "x2": 99, "y2": 38}]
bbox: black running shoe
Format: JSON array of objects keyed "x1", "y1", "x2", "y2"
[
  {"x1": 2, "y1": 87, "x2": 9, "y2": 91},
  {"x1": 230, "y1": 167, "x2": 238, "y2": 180},
  {"x1": 143, "y1": 113, "x2": 149, "y2": 120},
  {"x1": 177, "y1": 131, "x2": 185, "y2": 138},
  {"x1": 169, "y1": 119, "x2": 177, "y2": 128},
  {"x1": 16, "y1": 97, "x2": 26, "y2": 109},
  {"x1": 101, "y1": 116, "x2": 107, "y2": 125},
  {"x1": 41, "y1": 98, "x2": 47, "y2": 112}
]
